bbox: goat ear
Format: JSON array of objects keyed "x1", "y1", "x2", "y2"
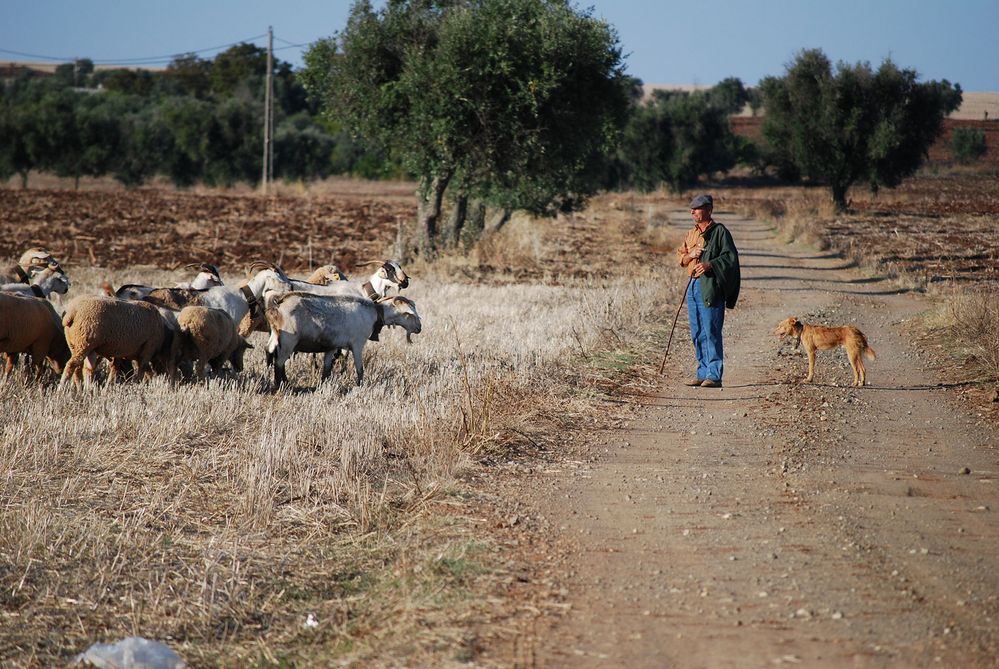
[{"x1": 100, "y1": 281, "x2": 115, "y2": 296}]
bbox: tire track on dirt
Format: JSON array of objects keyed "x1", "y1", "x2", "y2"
[{"x1": 523, "y1": 210, "x2": 999, "y2": 668}]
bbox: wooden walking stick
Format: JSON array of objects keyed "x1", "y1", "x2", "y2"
[{"x1": 659, "y1": 276, "x2": 693, "y2": 374}]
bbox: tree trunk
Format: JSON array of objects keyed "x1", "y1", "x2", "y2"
[
  {"x1": 444, "y1": 193, "x2": 468, "y2": 248},
  {"x1": 487, "y1": 207, "x2": 512, "y2": 233},
  {"x1": 19, "y1": 170, "x2": 28, "y2": 189},
  {"x1": 831, "y1": 182, "x2": 849, "y2": 213},
  {"x1": 415, "y1": 171, "x2": 452, "y2": 258},
  {"x1": 460, "y1": 199, "x2": 487, "y2": 249}
]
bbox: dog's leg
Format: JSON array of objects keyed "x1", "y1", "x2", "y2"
[
  {"x1": 848, "y1": 350, "x2": 861, "y2": 386},
  {"x1": 805, "y1": 346, "x2": 816, "y2": 383},
  {"x1": 857, "y1": 354, "x2": 866, "y2": 386}
]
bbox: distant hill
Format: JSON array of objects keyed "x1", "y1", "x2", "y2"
[{"x1": 0, "y1": 60, "x2": 166, "y2": 78}]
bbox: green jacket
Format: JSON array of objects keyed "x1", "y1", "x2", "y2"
[{"x1": 699, "y1": 222, "x2": 740, "y2": 309}]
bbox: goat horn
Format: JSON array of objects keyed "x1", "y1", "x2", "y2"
[{"x1": 246, "y1": 260, "x2": 275, "y2": 276}]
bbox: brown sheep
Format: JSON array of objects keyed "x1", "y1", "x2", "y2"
[
  {"x1": 0, "y1": 293, "x2": 70, "y2": 376},
  {"x1": 176, "y1": 306, "x2": 246, "y2": 379},
  {"x1": 60, "y1": 295, "x2": 169, "y2": 386}
]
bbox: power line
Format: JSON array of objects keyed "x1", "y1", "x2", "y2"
[
  {"x1": 273, "y1": 36, "x2": 308, "y2": 47},
  {"x1": 0, "y1": 33, "x2": 270, "y2": 65}
]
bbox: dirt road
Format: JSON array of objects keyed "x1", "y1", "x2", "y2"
[{"x1": 525, "y1": 210, "x2": 999, "y2": 667}]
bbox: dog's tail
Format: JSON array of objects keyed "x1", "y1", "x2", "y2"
[{"x1": 854, "y1": 330, "x2": 877, "y2": 360}]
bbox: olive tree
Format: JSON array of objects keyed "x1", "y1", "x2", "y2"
[
  {"x1": 613, "y1": 88, "x2": 748, "y2": 192},
  {"x1": 949, "y1": 127, "x2": 987, "y2": 165},
  {"x1": 301, "y1": 0, "x2": 630, "y2": 255},
  {"x1": 760, "y1": 49, "x2": 962, "y2": 210}
]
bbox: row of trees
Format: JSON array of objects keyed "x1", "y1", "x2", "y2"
[
  {"x1": 301, "y1": 0, "x2": 963, "y2": 252},
  {"x1": 0, "y1": 46, "x2": 396, "y2": 189},
  {"x1": 1, "y1": 0, "x2": 970, "y2": 253}
]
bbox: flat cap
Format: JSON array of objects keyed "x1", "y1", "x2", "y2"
[{"x1": 689, "y1": 194, "x2": 713, "y2": 209}]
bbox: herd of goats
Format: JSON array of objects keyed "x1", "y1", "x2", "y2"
[{"x1": 0, "y1": 248, "x2": 422, "y2": 388}]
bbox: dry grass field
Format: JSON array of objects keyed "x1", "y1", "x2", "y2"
[
  {"x1": 0, "y1": 184, "x2": 681, "y2": 667},
  {"x1": 3, "y1": 169, "x2": 997, "y2": 665}
]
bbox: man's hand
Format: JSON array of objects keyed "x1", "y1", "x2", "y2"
[
  {"x1": 692, "y1": 260, "x2": 712, "y2": 277},
  {"x1": 684, "y1": 248, "x2": 703, "y2": 264}
]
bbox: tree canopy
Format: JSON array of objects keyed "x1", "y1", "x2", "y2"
[
  {"x1": 0, "y1": 44, "x2": 393, "y2": 189},
  {"x1": 760, "y1": 49, "x2": 962, "y2": 210},
  {"x1": 301, "y1": 0, "x2": 631, "y2": 254},
  {"x1": 609, "y1": 83, "x2": 755, "y2": 193}
]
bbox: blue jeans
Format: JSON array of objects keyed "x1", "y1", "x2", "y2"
[{"x1": 686, "y1": 278, "x2": 725, "y2": 382}]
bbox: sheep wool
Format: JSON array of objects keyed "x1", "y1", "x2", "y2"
[
  {"x1": 61, "y1": 295, "x2": 167, "y2": 385},
  {"x1": 177, "y1": 306, "x2": 241, "y2": 378},
  {"x1": 0, "y1": 293, "x2": 70, "y2": 374}
]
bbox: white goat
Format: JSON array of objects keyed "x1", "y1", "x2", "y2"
[
  {"x1": 282, "y1": 260, "x2": 411, "y2": 343},
  {"x1": 0, "y1": 264, "x2": 71, "y2": 298},
  {"x1": 2, "y1": 248, "x2": 59, "y2": 283},
  {"x1": 176, "y1": 263, "x2": 223, "y2": 290},
  {"x1": 265, "y1": 293, "x2": 422, "y2": 387},
  {"x1": 116, "y1": 262, "x2": 292, "y2": 330},
  {"x1": 297, "y1": 260, "x2": 409, "y2": 299}
]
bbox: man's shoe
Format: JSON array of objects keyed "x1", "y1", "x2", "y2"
[
  {"x1": 684, "y1": 377, "x2": 704, "y2": 386},
  {"x1": 700, "y1": 379, "x2": 722, "y2": 388}
]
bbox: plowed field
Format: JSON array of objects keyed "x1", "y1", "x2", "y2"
[
  {"x1": 723, "y1": 172, "x2": 999, "y2": 284},
  {"x1": 0, "y1": 187, "x2": 416, "y2": 272}
]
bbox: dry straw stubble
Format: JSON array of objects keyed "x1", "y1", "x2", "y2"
[{"x1": 0, "y1": 259, "x2": 666, "y2": 666}]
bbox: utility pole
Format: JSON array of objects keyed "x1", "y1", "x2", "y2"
[{"x1": 262, "y1": 26, "x2": 274, "y2": 194}]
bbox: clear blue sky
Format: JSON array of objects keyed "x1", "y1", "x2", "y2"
[{"x1": 2, "y1": 0, "x2": 997, "y2": 90}]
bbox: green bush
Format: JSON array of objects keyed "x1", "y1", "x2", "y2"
[{"x1": 949, "y1": 127, "x2": 987, "y2": 165}]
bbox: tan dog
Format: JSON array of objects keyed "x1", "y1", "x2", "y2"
[{"x1": 774, "y1": 316, "x2": 876, "y2": 386}]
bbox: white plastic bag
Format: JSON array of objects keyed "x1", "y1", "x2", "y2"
[{"x1": 73, "y1": 636, "x2": 187, "y2": 669}]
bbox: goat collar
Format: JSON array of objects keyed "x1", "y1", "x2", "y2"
[
  {"x1": 14, "y1": 265, "x2": 30, "y2": 283},
  {"x1": 30, "y1": 284, "x2": 45, "y2": 298},
  {"x1": 362, "y1": 281, "x2": 379, "y2": 300},
  {"x1": 240, "y1": 284, "x2": 259, "y2": 317},
  {"x1": 370, "y1": 302, "x2": 385, "y2": 342}
]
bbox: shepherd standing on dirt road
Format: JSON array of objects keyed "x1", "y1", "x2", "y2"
[{"x1": 676, "y1": 194, "x2": 741, "y2": 387}]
